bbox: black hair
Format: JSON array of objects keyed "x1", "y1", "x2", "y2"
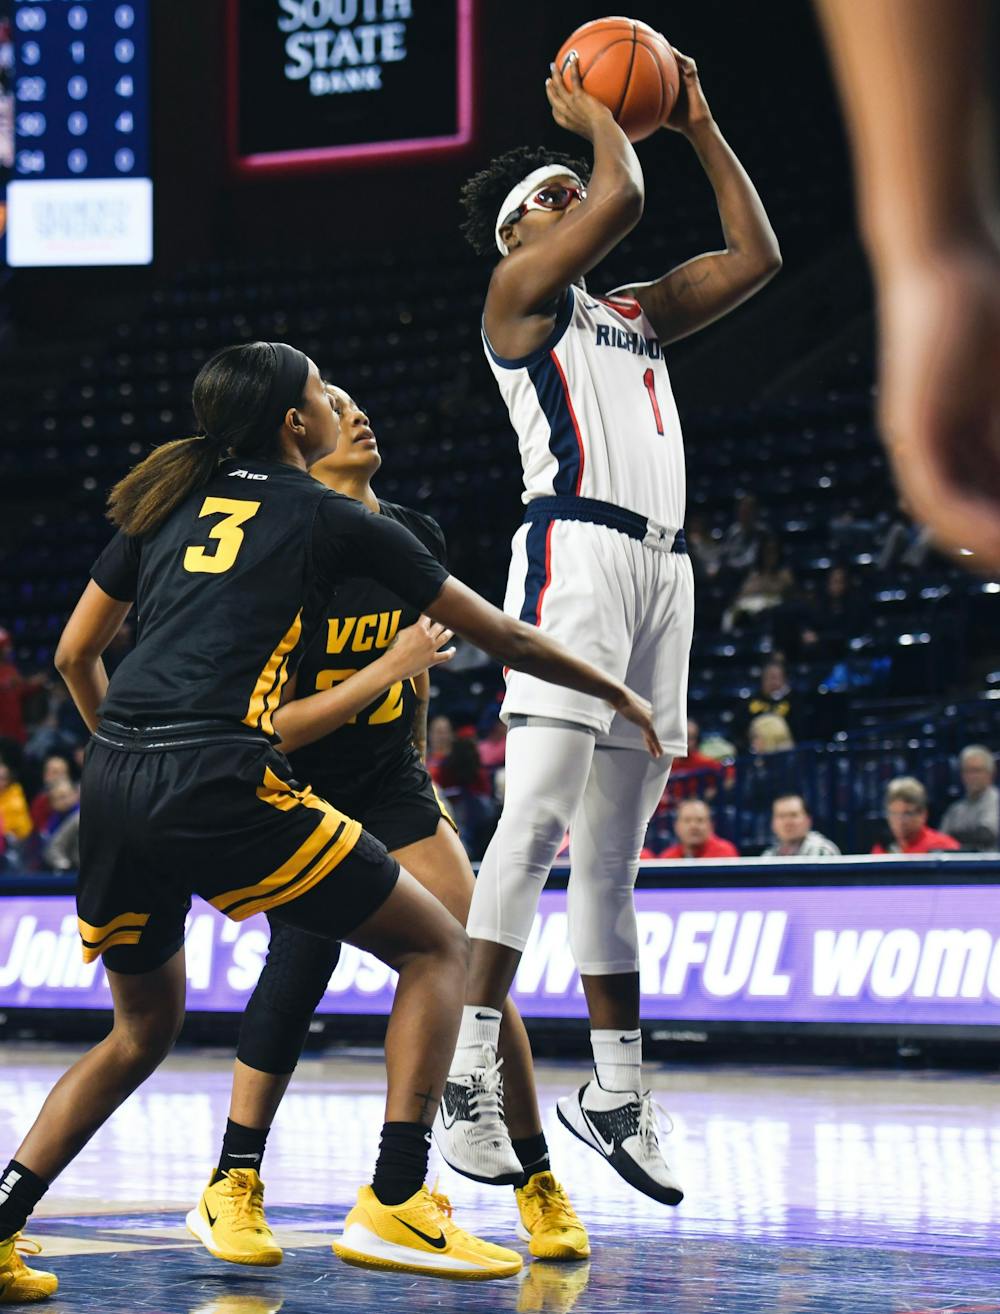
[
  {"x1": 459, "y1": 144, "x2": 591, "y2": 259},
  {"x1": 107, "y1": 342, "x2": 308, "y2": 537}
]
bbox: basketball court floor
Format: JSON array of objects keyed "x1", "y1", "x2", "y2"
[{"x1": 0, "y1": 1045, "x2": 996, "y2": 1312}]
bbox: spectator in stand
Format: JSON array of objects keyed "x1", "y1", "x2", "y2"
[
  {"x1": 745, "y1": 660, "x2": 796, "y2": 741},
  {"x1": 762, "y1": 795, "x2": 841, "y2": 857},
  {"x1": 723, "y1": 536, "x2": 795, "y2": 632},
  {"x1": 798, "y1": 565, "x2": 865, "y2": 654},
  {"x1": 44, "y1": 809, "x2": 80, "y2": 872},
  {"x1": 435, "y1": 731, "x2": 492, "y2": 798},
  {"x1": 23, "y1": 698, "x2": 81, "y2": 769},
  {"x1": 940, "y1": 746, "x2": 1000, "y2": 852},
  {"x1": 0, "y1": 627, "x2": 45, "y2": 755},
  {"x1": 686, "y1": 513, "x2": 723, "y2": 581},
  {"x1": 435, "y1": 737, "x2": 498, "y2": 861},
  {"x1": 37, "y1": 777, "x2": 79, "y2": 842},
  {"x1": 662, "y1": 799, "x2": 739, "y2": 859},
  {"x1": 872, "y1": 777, "x2": 961, "y2": 855},
  {"x1": 0, "y1": 759, "x2": 31, "y2": 842},
  {"x1": 29, "y1": 754, "x2": 73, "y2": 834},
  {"x1": 748, "y1": 712, "x2": 795, "y2": 755},
  {"x1": 425, "y1": 714, "x2": 454, "y2": 781},
  {"x1": 476, "y1": 716, "x2": 507, "y2": 770},
  {"x1": 720, "y1": 494, "x2": 766, "y2": 575},
  {"x1": 668, "y1": 719, "x2": 729, "y2": 800}
]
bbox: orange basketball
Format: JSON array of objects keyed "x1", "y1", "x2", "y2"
[{"x1": 556, "y1": 16, "x2": 680, "y2": 142}]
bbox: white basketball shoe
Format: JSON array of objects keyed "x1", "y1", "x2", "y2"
[
  {"x1": 433, "y1": 1048, "x2": 523, "y2": 1186},
  {"x1": 556, "y1": 1077, "x2": 684, "y2": 1206}
]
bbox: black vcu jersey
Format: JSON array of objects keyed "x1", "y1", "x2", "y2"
[
  {"x1": 80, "y1": 458, "x2": 450, "y2": 970},
  {"x1": 290, "y1": 501, "x2": 455, "y2": 852},
  {"x1": 93, "y1": 460, "x2": 444, "y2": 735}
]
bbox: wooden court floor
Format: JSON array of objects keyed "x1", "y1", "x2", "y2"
[{"x1": 0, "y1": 1045, "x2": 997, "y2": 1313}]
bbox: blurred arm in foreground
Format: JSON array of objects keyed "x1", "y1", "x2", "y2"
[{"x1": 816, "y1": 0, "x2": 1000, "y2": 570}]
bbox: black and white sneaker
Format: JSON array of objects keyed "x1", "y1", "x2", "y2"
[
  {"x1": 556, "y1": 1077, "x2": 684, "y2": 1206},
  {"x1": 433, "y1": 1049, "x2": 523, "y2": 1186}
]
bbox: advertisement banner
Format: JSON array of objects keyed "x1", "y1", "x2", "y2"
[{"x1": 2, "y1": 886, "x2": 1000, "y2": 1025}]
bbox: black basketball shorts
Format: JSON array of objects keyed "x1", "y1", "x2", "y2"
[
  {"x1": 77, "y1": 719, "x2": 400, "y2": 974},
  {"x1": 312, "y1": 749, "x2": 457, "y2": 854}
]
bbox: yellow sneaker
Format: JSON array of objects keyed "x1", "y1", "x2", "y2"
[
  {"x1": 185, "y1": 1169, "x2": 282, "y2": 1267},
  {"x1": 518, "y1": 1260, "x2": 592, "y2": 1313},
  {"x1": 332, "y1": 1184, "x2": 522, "y2": 1281},
  {"x1": 0, "y1": 1233, "x2": 58, "y2": 1304},
  {"x1": 515, "y1": 1172, "x2": 590, "y2": 1261}
]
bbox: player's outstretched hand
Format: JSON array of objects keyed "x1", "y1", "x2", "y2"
[
  {"x1": 545, "y1": 52, "x2": 614, "y2": 141},
  {"x1": 878, "y1": 241, "x2": 1000, "y2": 571},
  {"x1": 387, "y1": 617, "x2": 456, "y2": 680},
  {"x1": 663, "y1": 48, "x2": 713, "y2": 136},
  {"x1": 613, "y1": 687, "x2": 663, "y2": 759}
]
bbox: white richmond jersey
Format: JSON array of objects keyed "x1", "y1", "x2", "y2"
[{"x1": 483, "y1": 285, "x2": 686, "y2": 529}]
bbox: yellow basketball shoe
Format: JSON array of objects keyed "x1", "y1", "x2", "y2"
[
  {"x1": 515, "y1": 1172, "x2": 590, "y2": 1261},
  {"x1": 332, "y1": 1184, "x2": 522, "y2": 1281},
  {"x1": 0, "y1": 1234, "x2": 58, "y2": 1304},
  {"x1": 185, "y1": 1170, "x2": 282, "y2": 1267}
]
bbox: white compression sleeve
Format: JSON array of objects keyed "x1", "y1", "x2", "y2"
[
  {"x1": 466, "y1": 723, "x2": 596, "y2": 951},
  {"x1": 567, "y1": 746, "x2": 672, "y2": 975}
]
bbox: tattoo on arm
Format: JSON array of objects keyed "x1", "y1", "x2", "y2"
[
  {"x1": 412, "y1": 694, "x2": 430, "y2": 761},
  {"x1": 414, "y1": 1089, "x2": 438, "y2": 1121}
]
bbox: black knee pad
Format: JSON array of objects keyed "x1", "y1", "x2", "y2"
[{"x1": 235, "y1": 918, "x2": 342, "y2": 1075}]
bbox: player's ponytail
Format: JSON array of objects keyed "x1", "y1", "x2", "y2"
[
  {"x1": 107, "y1": 435, "x2": 221, "y2": 536},
  {"x1": 106, "y1": 342, "x2": 305, "y2": 537}
]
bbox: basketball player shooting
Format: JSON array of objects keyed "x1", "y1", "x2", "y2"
[{"x1": 435, "y1": 44, "x2": 781, "y2": 1205}]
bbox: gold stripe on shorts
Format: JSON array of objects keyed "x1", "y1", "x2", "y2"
[
  {"x1": 78, "y1": 911, "x2": 151, "y2": 963},
  {"x1": 209, "y1": 766, "x2": 362, "y2": 921}
]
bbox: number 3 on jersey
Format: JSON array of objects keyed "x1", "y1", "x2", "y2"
[{"x1": 183, "y1": 497, "x2": 261, "y2": 575}]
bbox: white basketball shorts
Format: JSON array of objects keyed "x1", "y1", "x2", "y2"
[{"x1": 500, "y1": 499, "x2": 694, "y2": 756}]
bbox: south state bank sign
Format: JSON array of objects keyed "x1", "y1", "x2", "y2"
[{"x1": 226, "y1": 0, "x2": 476, "y2": 172}]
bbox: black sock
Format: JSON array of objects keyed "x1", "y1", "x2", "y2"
[
  {"x1": 512, "y1": 1132, "x2": 550, "y2": 1185},
  {"x1": 371, "y1": 1122, "x2": 431, "y2": 1207},
  {"x1": 211, "y1": 1119, "x2": 270, "y2": 1185},
  {"x1": 0, "y1": 1161, "x2": 48, "y2": 1240}
]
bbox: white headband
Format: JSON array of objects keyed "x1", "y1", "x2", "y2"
[{"x1": 494, "y1": 164, "x2": 585, "y2": 256}]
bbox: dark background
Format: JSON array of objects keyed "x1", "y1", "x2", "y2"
[{"x1": 8, "y1": 0, "x2": 861, "y2": 372}]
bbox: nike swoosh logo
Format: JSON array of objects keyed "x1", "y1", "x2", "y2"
[
  {"x1": 439, "y1": 1103, "x2": 459, "y2": 1130},
  {"x1": 580, "y1": 1101, "x2": 616, "y2": 1157},
  {"x1": 474, "y1": 1012, "x2": 495, "y2": 1021},
  {"x1": 205, "y1": 1206, "x2": 218, "y2": 1228},
  {"x1": 395, "y1": 1217, "x2": 447, "y2": 1249},
  {"x1": 619, "y1": 1035, "x2": 641, "y2": 1044}
]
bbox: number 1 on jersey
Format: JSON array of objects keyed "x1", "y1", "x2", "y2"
[{"x1": 643, "y1": 367, "x2": 664, "y2": 436}]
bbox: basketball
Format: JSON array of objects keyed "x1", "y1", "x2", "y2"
[{"x1": 556, "y1": 16, "x2": 680, "y2": 142}]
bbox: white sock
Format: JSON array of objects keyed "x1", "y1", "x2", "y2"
[
  {"x1": 591, "y1": 1028, "x2": 642, "y2": 1094},
  {"x1": 451, "y1": 1005, "x2": 502, "y2": 1075}
]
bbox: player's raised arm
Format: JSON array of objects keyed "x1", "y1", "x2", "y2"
[
  {"x1": 485, "y1": 54, "x2": 644, "y2": 339},
  {"x1": 621, "y1": 49, "x2": 781, "y2": 346}
]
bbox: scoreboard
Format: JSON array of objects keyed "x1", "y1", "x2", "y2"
[
  {"x1": 228, "y1": 0, "x2": 475, "y2": 175},
  {"x1": 6, "y1": 0, "x2": 151, "y2": 267}
]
